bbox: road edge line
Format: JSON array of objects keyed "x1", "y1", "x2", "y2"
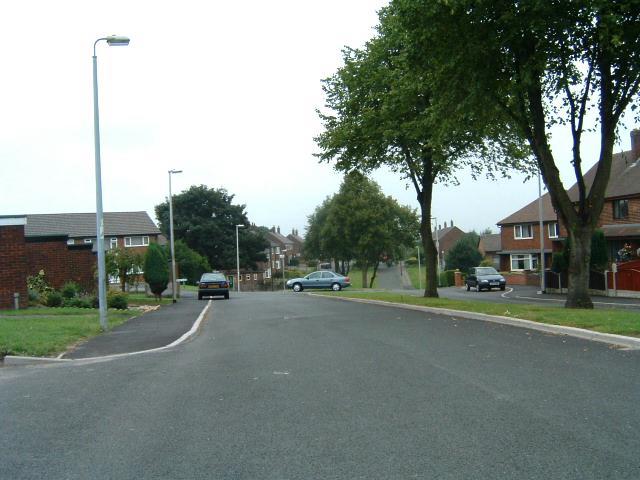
[{"x1": 313, "y1": 294, "x2": 640, "y2": 350}]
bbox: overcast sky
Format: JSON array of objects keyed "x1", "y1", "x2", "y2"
[{"x1": 2, "y1": 1, "x2": 637, "y2": 237}]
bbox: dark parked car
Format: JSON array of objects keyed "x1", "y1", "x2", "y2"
[
  {"x1": 286, "y1": 270, "x2": 351, "y2": 292},
  {"x1": 198, "y1": 272, "x2": 230, "y2": 300},
  {"x1": 466, "y1": 267, "x2": 506, "y2": 291}
]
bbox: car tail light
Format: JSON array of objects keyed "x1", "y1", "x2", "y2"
[{"x1": 345, "y1": 277, "x2": 350, "y2": 282}]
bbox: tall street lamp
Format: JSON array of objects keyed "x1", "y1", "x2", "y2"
[
  {"x1": 280, "y1": 250, "x2": 288, "y2": 294},
  {"x1": 235, "y1": 224, "x2": 244, "y2": 292},
  {"x1": 93, "y1": 35, "x2": 130, "y2": 331},
  {"x1": 168, "y1": 169, "x2": 182, "y2": 303}
]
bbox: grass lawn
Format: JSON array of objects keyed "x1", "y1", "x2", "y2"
[
  {"x1": 347, "y1": 268, "x2": 377, "y2": 289},
  {"x1": 318, "y1": 291, "x2": 640, "y2": 337},
  {"x1": 0, "y1": 307, "x2": 137, "y2": 358},
  {"x1": 126, "y1": 292, "x2": 172, "y2": 306}
]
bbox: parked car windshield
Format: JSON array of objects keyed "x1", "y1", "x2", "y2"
[
  {"x1": 476, "y1": 267, "x2": 499, "y2": 275},
  {"x1": 201, "y1": 273, "x2": 226, "y2": 282}
]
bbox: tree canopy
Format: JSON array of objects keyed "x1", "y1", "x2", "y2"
[
  {"x1": 155, "y1": 185, "x2": 268, "y2": 271},
  {"x1": 316, "y1": 4, "x2": 528, "y2": 296},
  {"x1": 305, "y1": 172, "x2": 419, "y2": 287},
  {"x1": 391, "y1": 0, "x2": 640, "y2": 307}
]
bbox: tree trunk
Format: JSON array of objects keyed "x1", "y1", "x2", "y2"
[
  {"x1": 369, "y1": 261, "x2": 379, "y2": 288},
  {"x1": 361, "y1": 262, "x2": 369, "y2": 288},
  {"x1": 417, "y1": 163, "x2": 438, "y2": 297},
  {"x1": 565, "y1": 226, "x2": 594, "y2": 308}
]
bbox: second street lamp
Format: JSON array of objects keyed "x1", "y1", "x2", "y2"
[
  {"x1": 168, "y1": 169, "x2": 182, "y2": 303},
  {"x1": 236, "y1": 224, "x2": 244, "y2": 292},
  {"x1": 93, "y1": 34, "x2": 130, "y2": 331}
]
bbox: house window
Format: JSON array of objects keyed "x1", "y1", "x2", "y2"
[
  {"x1": 265, "y1": 270, "x2": 270, "y2": 279},
  {"x1": 510, "y1": 254, "x2": 538, "y2": 271},
  {"x1": 613, "y1": 199, "x2": 629, "y2": 219},
  {"x1": 275, "y1": 260, "x2": 281, "y2": 270},
  {"x1": 514, "y1": 224, "x2": 533, "y2": 239},
  {"x1": 275, "y1": 246, "x2": 281, "y2": 255},
  {"x1": 110, "y1": 238, "x2": 118, "y2": 249},
  {"x1": 548, "y1": 222, "x2": 559, "y2": 239},
  {"x1": 67, "y1": 239, "x2": 74, "y2": 245},
  {"x1": 124, "y1": 236, "x2": 150, "y2": 247},
  {"x1": 246, "y1": 274, "x2": 251, "y2": 281},
  {"x1": 84, "y1": 238, "x2": 94, "y2": 244},
  {"x1": 253, "y1": 274, "x2": 258, "y2": 281}
]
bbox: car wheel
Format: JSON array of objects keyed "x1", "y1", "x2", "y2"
[
  {"x1": 500, "y1": 285, "x2": 506, "y2": 291},
  {"x1": 331, "y1": 283, "x2": 342, "y2": 291},
  {"x1": 224, "y1": 293, "x2": 229, "y2": 299},
  {"x1": 293, "y1": 283, "x2": 302, "y2": 292},
  {"x1": 198, "y1": 294, "x2": 203, "y2": 300},
  {"x1": 466, "y1": 284, "x2": 470, "y2": 291},
  {"x1": 477, "y1": 286, "x2": 482, "y2": 292}
]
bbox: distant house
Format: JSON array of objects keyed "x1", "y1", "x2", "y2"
[
  {"x1": 496, "y1": 194, "x2": 558, "y2": 272},
  {"x1": 497, "y1": 129, "x2": 640, "y2": 272},
  {"x1": 478, "y1": 233, "x2": 501, "y2": 269},
  {"x1": 260, "y1": 226, "x2": 294, "y2": 279},
  {"x1": 433, "y1": 221, "x2": 465, "y2": 270},
  {"x1": 0, "y1": 211, "x2": 161, "y2": 302},
  {"x1": 286, "y1": 228, "x2": 304, "y2": 260}
]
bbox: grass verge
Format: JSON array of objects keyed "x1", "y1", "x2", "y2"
[
  {"x1": 318, "y1": 291, "x2": 640, "y2": 337},
  {"x1": 126, "y1": 293, "x2": 172, "y2": 306},
  {"x1": 0, "y1": 308, "x2": 137, "y2": 358}
]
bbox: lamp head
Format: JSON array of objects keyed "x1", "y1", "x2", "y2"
[
  {"x1": 106, "y1": 35, "x2": 130, "y2": 46},
  {"x1": 169, "y1": 169, "x2": 183, "y2": 174}
]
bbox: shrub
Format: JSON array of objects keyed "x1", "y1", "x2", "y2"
[
  {"x1": 107, "y1": 291, "x2": 128, "y2": 310},
  {"x1": 144, "y1": 243, "x2": 169, "y2": 299},
  {"x1": 46, "y1": 291, "x2": 63, "y2": 307},
  {"x1": 439, "y1": 270, "x2": 456, "y2": 287},
  {"x1": 61, "y1": 281, "x2": 81, "y2": 299},
  {"x1": 27, "y1": 270, "x2": 53, "y2": 303}
]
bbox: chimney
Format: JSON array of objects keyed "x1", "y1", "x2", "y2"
[
  {"x1": 444, "y1": 221, "x2": 447, "y2": 228},
  {"x1": 450, "y1": 219, "x2": 453, "y2": 227},
  {"x1": 631, "y1": 129, "x2": 640, "y2": 159},
  {"x1": 277, "y1": 226, "x2": 280, "y2": 234},
  {"x1": 271, "y1": 226, "x2": 275, "y2": 233}
]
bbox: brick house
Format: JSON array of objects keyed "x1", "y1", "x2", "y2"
[
  {"x1": 0, "y1": 212, "x2": 161, "y2": 308},
  {"x1": 497, "y1": 129, "x2": 640, "y2": 271},
  {"x1": 433, "y1": 222, "x2": 465, "y2": 270},
  {"x1": 286, "y1": 229, "x2": 305, "y2": 261},
  {"x1": 261, "y1": 226, "x2": 294, "y2": 279},
  {"x1": 478, "y1": 233, "x2": 501, "y2": 269}
]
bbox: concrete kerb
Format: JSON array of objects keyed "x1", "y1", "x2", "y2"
[
  {"x1": 314, "y1": 294, "x2": 640, "y2": 350},
  {"x1": 1, "y1": 301, "x2": 212, "y2": 367}
]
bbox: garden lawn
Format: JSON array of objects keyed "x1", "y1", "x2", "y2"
[
  {"x1": 318, "y1": 291, "x2": 640, "y2": 337},
  {"x1": 0, "y1": 308, "x2": 136, "y2": 358}
]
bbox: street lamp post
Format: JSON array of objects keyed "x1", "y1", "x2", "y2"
[
  {"x1": 537, "y1": 170, "x2": 546, "y2": 294},
  {"x1": 168, "y1": 169, "x2": 182, "y2": 303},
  {"x1": 236, "y1": 224, "x2": 244, "y2": 292},
  {"x1": 280, "y1": 251, "x2": 287, "y2": 294},
  {"x1": 417, "y1": 243, "x2": 422, "y2": 290},
  {"x1": 93, "y1": 35, "x2": 130, "y2": 331},
  {"x1": 430, "y1": 216, "x2": 441, "y2": 287}
]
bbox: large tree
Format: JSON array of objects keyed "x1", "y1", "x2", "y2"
[
  {"x1": 305, "y1": 172, "x2": 419, "y2": 288},
  {"x1": 393, "y1": 0, "x2": 640, "y2": 307},
  {"x1": 156, "y1": 185, "x2": 268, "y2": 270},
  {"x1": 316, "y1": 7, "x2": 527, "y2": 297}
]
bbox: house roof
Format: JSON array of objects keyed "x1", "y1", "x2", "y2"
[
  {"x1": 498, "y1": 146, "x2": 640, "y2": 226},
  {"x1": 497, "y1": 193, "x2": 557, "y2": 225},
  {"x1": 567, "y1": 150, "x2": 640, "y2": 201},
  {"x1": 432, "y1": 225, "x2": 464, "y2": 240},
  {"x1": 265, "y1": 230, "x2": 293, "y2": 246},
  {"x1": 479, "y1": 233, "x2": 501, "y2": 253},
  {"x1": 25, "y1": 212, "x2": 160, "y2": 238},
  {"x1": 600, "y1": 223, "x2": 640, "y2": 238},
  {"x1": 287, "y1": 233, "x2": 304, "y2": 244}
]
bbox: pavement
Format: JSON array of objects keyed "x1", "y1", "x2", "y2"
[{"x1": 61, "y1": 297, "x2": 210, "y2": 359}]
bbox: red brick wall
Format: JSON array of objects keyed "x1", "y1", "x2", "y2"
[
  {"x1": 500, "y1": 223, "x2": 556, "y2": 252},
  {"x1": 597, "y1": 196, "x2": 640, "y2": 225},
  {"x1": 26, "y1": 239, "x2": 96, "y2": 293},
  {"x1": 0, "y1": 225, "x2": 28, "y2": 309}
]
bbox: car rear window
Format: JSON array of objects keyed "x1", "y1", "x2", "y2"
[{"x1": 201, "y1": 273, "x2": 226, "y2": 282}]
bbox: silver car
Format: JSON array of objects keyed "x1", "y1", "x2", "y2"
[{"x1": 286, "y1": 271, "x2": 351, "y2": 292}]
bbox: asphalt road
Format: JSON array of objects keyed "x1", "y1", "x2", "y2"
[{"x1": 2, "y1": 293, "x2": 639, "y2": 479}]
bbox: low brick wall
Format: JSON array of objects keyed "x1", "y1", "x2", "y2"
[{"x1": 503, "y1": 271, "x2": 541, "y2": 286}]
